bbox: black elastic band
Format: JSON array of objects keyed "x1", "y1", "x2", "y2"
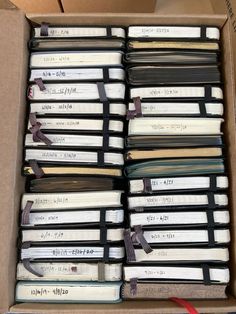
[
  {"x1": 40, "y1": 22, "x2": 49, "y2": 37},
  {"x1": 100, "y1": 227, "x2": 107, "y2": 245},
  {"x1": 202, "y1": 264, "x2": 211, "y2": 285},
  {"x1": 143, "y1": 178, "x2": 152, "y2": 193},
  {"x1": 102, "y1": 117, "x2": 110, "y2": 151},
  {"x1": 21, "y1": 241, "x2": 32, "y2": 249},
  {"x1": 134, "y1": 207, "x2": 144, "y2": 212},
  {"x1": 206, "y1": 209, "x2": 215, "y2": 228},
  {"x1": 209, "y1": 175, "x2": 217, "y2": 192},
  {"x1": 98, "y1": 262, "x2": 105, "y2": 282},
  {"x1": 207, "y1": 192, "x2": 216, "y2": 209},
  {"x1": 22, "y1": 259, "x2": 43, "y2": 277},
  {"x1": 106, "y1": 26, "x2": 112, "y2": 38},
  {"x1": 200, "y1": 26, "x2": 207, "y2": 40},
  {"x1": 207, "y1": 227, "x2": 215, "y2": 247},
  {"x1": 103, "y1": 100, "x2": 110, "y2": 117},
  {"x1": 198, "y1": 101, "x2": 207, "y2": 117},
  {"x1": 205, "y1": 85, "x2": 212, "y2": 100},
  {"x1": 103, "y1": 244, "x2": 110, "y2": 262},
  {"x1": 97, "y1": 82, "x2": 108, "y2": 102},
  {"x1": 103, "y1": 67, "x2": 110, "y2": 83},
  {"x1": 100, "y1": 208, "x2": 106, "y2": 227},
  {"x1": 97, "y1": 151, "x2": 105, "y2": 167}
]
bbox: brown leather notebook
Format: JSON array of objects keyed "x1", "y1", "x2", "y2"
[{"x1": 122, "y1": 283, "x2": 227, "y2": 300}]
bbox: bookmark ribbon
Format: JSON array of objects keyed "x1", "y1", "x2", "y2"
[
  {"x1": 143, "y1": 178, "x2": 152, "y2": 193},
  {"x1": 130, "y1": 278, "x2": 138, "y2": 296},
  {"x1": 21, "y1": 200, "x2": 33, "y2": 226},
  {"x1": 29, "y1": 159, "x2": 44, "y2": 179},
  {"x1": 40, "y1": 22, "x2": 49, "y2": 36},
  {"x1": 34, "y1": 78, "x2": 46, "y2": 91},
  {"x1": 133, "y1": 225, "x2": 153, "y2": 254},
  {"x1": 170, "y1": 297, "x2": 199, "y2": 314},
  {"x1": 127, "y1": 97, "x2": 143, "y2": 120},
  {"x1": 124, "y1": 229, "x2": 136, "y2": 262},
  {"x1": 22, "y1": 258, "x2": 43, "y2": 277},
  {"x1": 29, "y1": 112, "x2": 52, "y2": 146}
]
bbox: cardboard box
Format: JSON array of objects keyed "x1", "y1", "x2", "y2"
[
  {"x1": 1, "y1": 2, "x2": 236, "y2": 314},
  {"x1": 8, "y1": 0, "x2": 62, "y2": 13}
]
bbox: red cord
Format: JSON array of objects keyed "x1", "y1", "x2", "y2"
[{"x1": 170, "y1": 297, "x2": 199, "y2": 314}]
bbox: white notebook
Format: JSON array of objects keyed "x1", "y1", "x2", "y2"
[
  {"x1": 124, "y1": 266, "x2": 229, "y2": 283},
  {"x1": 128, "y1": 117, "x2": 223, "y2": 135},
  {"x1": 21, "y1": 191, "x2": 123, "y2": 211},
  {"x1": 29, "y1": 68, "x2": 125, "y2": 82},
  {"x1": 30, "y1": 52, "x2": 123, "y2": 68},
  {"x1": 132, "y1": 229, "x2": 230, "y2": 245},
  {"x1": 21, "y1": 246, "x2": 125, "y2": 260},
  {"x1": 34, "y1": 27, "x2": 125, "y2": 38},
  {"x1": 132, "y1": 248, "x2": 229, "y2": 263},
  {"x1": 25, "y1": 149, "x2": 124, "y2": 165},
  {"x1": 128, "y1": 193, "x2": 228, "y2": 209},
  {"x1": 27, "y1": 118, "x2": 124, "y2": 133},
  {"x1": 22, "y1": 228, "x2": 124, "y2": 243},
  {"x1": 28, "y1": 83, "x2": 125, "y2": 101},
  {"x1": 130, "y1": 86, "x2": 223, "y2": 100},
  {"x1": 30, "y1": 102, "x2": 127, "y2": 116},
  {"x1": 130, "y1": 211, "x2": 229, "y2": 227},
  {"x1": 128, "y1": 102, "x2": 223, "y2": 116},
  {"x1": 24, "y1": 209, "x2": 124, "y2": 226},
  {"x1": 129, "y1": 176, "x2": 228, "y2": 193},
  {"x1": 16, "y1": 281, "x2": 122, "y2": 302},
  {"x1": 128, "y1": 26, "x2": 220, "y2": 40},
  {"x1": 17, "y1": 262, "x2": 122, "y2": 281},
  {"x1": 25, "y1": 134, "x2": 124, "y2": 149}
]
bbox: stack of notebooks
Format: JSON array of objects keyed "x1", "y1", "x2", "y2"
[
  {"x1": 123, "y1": 25, "x2": 230, "y2": 300},
  {"x1": 16, "y1": 24, "x2": 126, "y2": 303}
]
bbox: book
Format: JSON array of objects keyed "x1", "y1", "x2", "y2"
[
  {"x1": 22, "y1": 228, "x2": 124, "y2": 243},
  {"x1": 122, "y1": 282, "x2": 227, "y2": 299},
  {"x1": 130, "y1": 86, "x2": 223, "y2": 100},
  {"x1": 34, "y1": 27, "x2": 125, "y2": 38},
  {"x1": 21, "y1": 246, "x2": 125, "y2": 260},
  {"x1": 128, "y1": 26, "x2": 220, "y2": 40},
  {"x1": 128, "y1": 118, "x2": 223, "y2": 136},
  {"x1": 30, "y1": 102, "x2": 127, "y2": 116},
  {"x1": 30, "y1": 52, "x2": 123, "y2": 68},
  {"x1": 25, "y1": 149, "x2": 124, "y2": 166},
  {"x1": 129, "y1": 176, "x2": 228, "y2": 193},
  {"x1": 27, "y1": 118, "x2": 124, "y2": 133},
  {"x1": 29, "y1": 176, "x2": 118, "y2": 192},
  {"x1": 16, "y1": 281, "x2": 122, "y2": 303},
  {"x1": 25, "y1": 134, "x2": 124, "y2": 150},
  {"x1": 128, "y1": 65, "x2": 220, "y2": 85},
  {"x1": 23, "y1": 209, "x2": 124, "y2": 226},
  {"x1": 127, "y1": 40, "x2": 220, "y2": 51},
  {"x1": 127, "y1": 102, "x2": 223, "y2": 117},
  {"x1": 131, "y1": 229, "x2": 230, "y2": 245},
  {"x1": 126, "y1": 135, "x2": 223, "y2": 148},
  {"x1": 23, "y1": 166, "x2": 123, "y2": 177},
  {"x1": 21, "y1": 191, "x2": 123, "y2": 211},
  {"x1": 17, "y1": 262, "x2": 122, "y2": 281},
  {"x1": 126, "y1": 147, "x2": 222, "y2": 161},
  {"x1": 128, "y1": 193, "x2": 228, "y2": 210},
  {"x1": 125, "y1": 158, "x2": 225, "y2": 178},
  {"x1": 130, "y1": 247, "x2": 229, "y2": 263},
  {"x1": 130, "y1": 210, "x2": 229, "y2": 227},
  {"x1": 29, "y1": 68, "x2": 125, "y2": 82},
  {"x1": 28, "y1": 83, "x2": 125, "y2": 101},
  {"x1": 123, "y1": 266, "x2": 229, "y2": 283},
  {"x1": 125, "y1": 51, "x2": 218, "y2": 64},
  {"x1": 30, "y1": 39, "x2": 125, "y2": 50}
]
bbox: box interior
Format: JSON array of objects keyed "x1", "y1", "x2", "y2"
[{"x1": 0, "y1": 9, "x2": 236, "y2": 314}]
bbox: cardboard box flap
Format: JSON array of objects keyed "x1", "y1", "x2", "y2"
[{"x1": 0, "y1": 0, "x2": 17, "y2": 9}]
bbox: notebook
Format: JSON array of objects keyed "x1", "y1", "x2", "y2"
[
  {"x1": 127, "y1": 102, "x2": 223, "y2": 117},
  {"x1": 22, "y1": 209, "x2": 124, "y2": 227},
  {"x1": 130, "y1": 86, "x2": 223, "y2": 100},
  {"x1": 129, "y1": 176, "x2": 228, "y2": 193},
  {"x1": 29, "y1": 67, "x2": 125, "y2": 82},
  {"x1": 25, "y1": 149, "x2": 124, "y2": 166},
  {"x1": 126, "y1": 135, "x2": 223, "y2": 148},
  {"x1": 130, "y1": 247, "x2": 229, "y2": 263},
  {"x1": 123, "y1": 266, "x2": 229, "y2": 283},
  {"x1": 25, "y1": 134, "x2": 124, "y2": 150},
  {"x1": 128, "y1": 118, "x2": 223, "y2": 136},
  {"x1": 21, "y1": 191, "x2": 123, "y2": 211},
  {"x1": 30, "y1": 52, "x2": 123, "y2": 68},
  {"x1": 17, "y1": 262, "x2": 122, "y2": 281},
  {"x1": 23, "y1": 166, "x2": 123, "y2": 177},
  {"x1": 128, "y1": 26, "x2": 220, "y2": 40},
  {"x1": 27, "y1": 118, "x2": 124, "y2": 133},
  {"x1": 22, "y1": 228, "x2": 124, "y2": 243},
  {"x1": 125, "y1": 158, "x2": 225, "y2": 178},
  {"x1": 126, "y1": 147, "x2": 222, "y2": 161},
  {"x1": 130, "y1": 210, "x2": 229, "y2": 227},
  {"x1": 21, "y1": 246, "x2": 125, "y2": 260},
  {"x1": 122, "y1": 282, "x2": 227, "y2": 299},
  {"x1": 33, "y1": 26, "x2": 125, "y2": 38},
  {"x1": 29, "y1": 176, "x2": 118, "y2": 192},
  {"x1": 128, "y1": 193, "x2": 228, "y2": 210},
  {"x1": 125, "y1": 51, "x2": 218, "y2": 64},
  {"x1": 128, "y1": 65, "x2": 220, "y2": 85},
  {"x1": 127, "y1": 41, "x2": 220, "y2": 51},
  {"x1": 30, "y1": 102, "x2": 127, "y2": 116},
  {"x1": 16, "y1": 281, "x2": 122, "y2": 303},
  {"x1": 28, "y1": 83, "x2": 126, "y2": 101}
]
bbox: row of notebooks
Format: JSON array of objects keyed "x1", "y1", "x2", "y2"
[
  {"x1": 123, "y1": 25, "x2": 230, "y2": 300},
  {"x1": 17, "y1": 23, "x2": 126, "y2": 304}
]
